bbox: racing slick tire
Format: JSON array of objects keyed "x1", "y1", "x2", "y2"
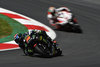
[{"x1": 56, "y1": 48, "x2": 62, "y2": 56}]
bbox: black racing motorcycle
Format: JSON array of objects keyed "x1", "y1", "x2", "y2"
[{"x1": 23, "y1": 35, "x2": 62, "y2": 57}]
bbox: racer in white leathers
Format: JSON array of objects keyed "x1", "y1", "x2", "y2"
[{"x1": 47, "y1": 7, "x2": 77, "y2": 29}]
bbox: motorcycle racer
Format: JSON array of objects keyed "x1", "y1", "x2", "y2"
[
  {"x1": 47, "y1": 7, "x2": 76, "y2": 29},
  {"x1": 14, "y1": 30, "x2": 58, "y2": 56},
  {"x1": 14, "y1": 30, "x2": 44, "y2": 48}
]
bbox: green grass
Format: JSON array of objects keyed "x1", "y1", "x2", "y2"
[
  {"x1": 0, "y1": 18, "x2": 12, "y2": 38},
  {"x1": 0, "y1": 14, "x2": 28, "y2": 43}
]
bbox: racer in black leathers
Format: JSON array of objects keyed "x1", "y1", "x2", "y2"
[{"x1": 14, "y1": 30, "x2": 55, "y2": 55}]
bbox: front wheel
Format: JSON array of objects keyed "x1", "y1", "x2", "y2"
[
  {"x1": 50, "y1": 45, "x2": 62, "y2": 56},
  {"x1": 56, "y1": 48, "x2": 62, "y2": 56}
]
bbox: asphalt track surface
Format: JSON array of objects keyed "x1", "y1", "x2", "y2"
[{"x1": 0, "y1": 0, "x2": 100, "y2": 67}]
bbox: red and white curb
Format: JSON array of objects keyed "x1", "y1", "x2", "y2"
[{"x1": 0, "y1": 7, "x2": 56, "y2": 51}]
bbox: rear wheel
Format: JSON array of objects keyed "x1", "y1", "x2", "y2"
[{"x1": 52, "y1": 44, "x2": 62, "y2": 56}]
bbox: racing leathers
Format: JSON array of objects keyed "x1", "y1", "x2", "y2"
[{"x1": 14, "y1": 30, "x2": 54, "y2": 53}]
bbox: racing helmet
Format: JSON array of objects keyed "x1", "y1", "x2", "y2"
[
  {"x1": 39, "y1": 30, "x2": 47, "y2": 37},
  {"x1": 28, "y1": 30, "x2": 37, "y2": 37},
  {"x1": 30, "y1": 30, "x2": 36, "y2": 34},
  {"x1": 48, "y1": 7, "x2": 56, "y2": 13}
]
